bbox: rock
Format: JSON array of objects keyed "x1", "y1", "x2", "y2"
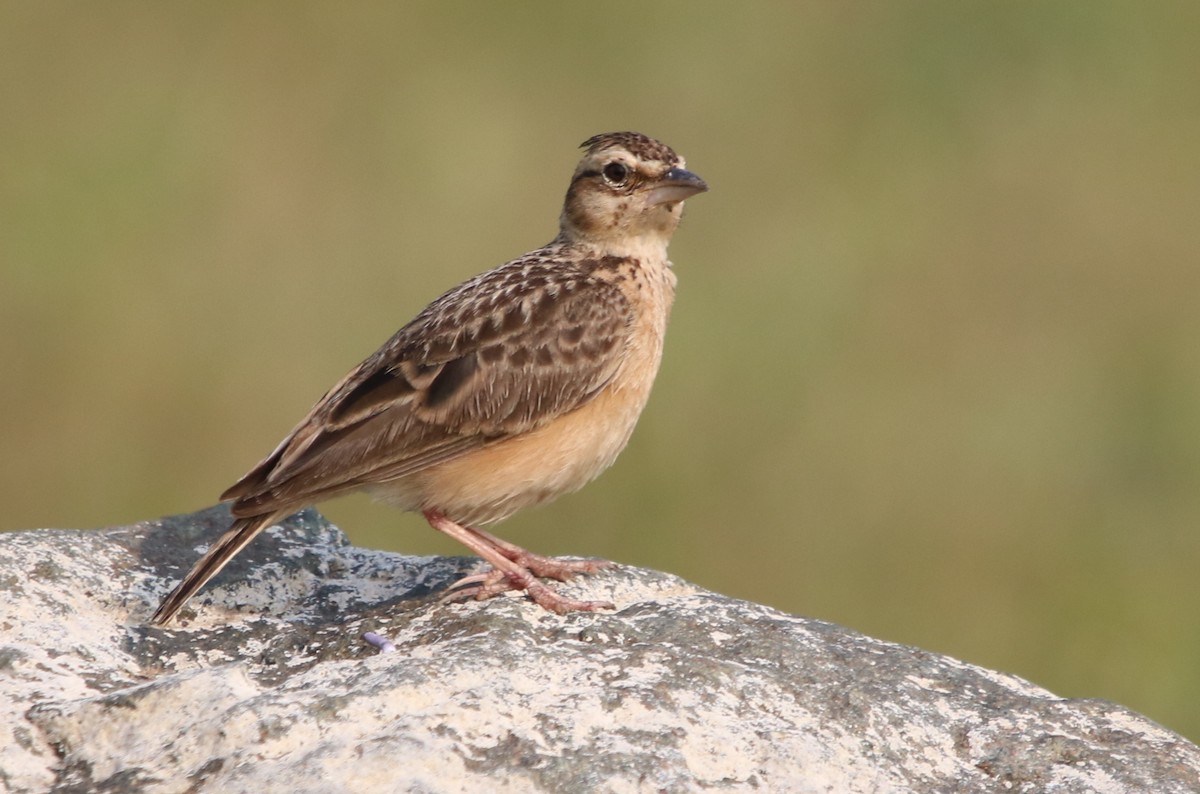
[{"x1": 1, "y1": 506, "x2": 1197, "y2": 793}]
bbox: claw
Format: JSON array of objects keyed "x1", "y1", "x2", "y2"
[{"x1": 424, "y1": 509, "x2": 615, "y2": 614}]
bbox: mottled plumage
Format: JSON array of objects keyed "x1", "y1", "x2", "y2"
[{"x1": 152, "y1": 132, "x2": 707, "y2": 625}]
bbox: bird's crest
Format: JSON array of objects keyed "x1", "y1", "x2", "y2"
[{"x1": 579, "y1": 132, "x2": 680, "y2": 166}]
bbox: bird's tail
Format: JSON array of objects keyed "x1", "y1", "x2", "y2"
[{"x1": 150, "y1": 512, "x2": 281, "y2": 625}]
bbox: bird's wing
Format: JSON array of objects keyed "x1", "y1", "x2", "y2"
[{"x1": 222, "y1": 254, "x2": 634, "y2": 516}]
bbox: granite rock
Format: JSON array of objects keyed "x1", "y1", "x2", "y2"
[{"x1": 1, "y1": 505, "x2": 1197, "y2": 793}]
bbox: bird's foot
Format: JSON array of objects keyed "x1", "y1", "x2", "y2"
[
  {"x1": 423, "y1": 510, "x2": 615, "y2": 614},
  {"x1": 442, "y1": 553, "x2": 615, "y2": 614}
]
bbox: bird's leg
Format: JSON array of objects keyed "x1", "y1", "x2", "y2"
[
  {"x1": 467, "y1": 524, "x2": 614, "y2": 580},
  {"x1": 446, "y1": 524, "x2": 614, "y2": 605},
  {"x1": 423, "y1": 510, "x2": 614, "y2": 614}
]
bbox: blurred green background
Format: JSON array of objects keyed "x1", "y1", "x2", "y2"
[{"x1": 3, "y1": 3, "x2": 1198, "y2": 740}]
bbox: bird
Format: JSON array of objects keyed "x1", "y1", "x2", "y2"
[{"x1": 151, "y1": 131, "x2": 707, "y2": 625}]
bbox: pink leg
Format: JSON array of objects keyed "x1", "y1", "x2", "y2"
[
  {"x1": 423, "y1": 510, "x2": 614, "y2": 614},
  {"x1": 468, "y1": 524, "x2": 614, "y2": 579}
]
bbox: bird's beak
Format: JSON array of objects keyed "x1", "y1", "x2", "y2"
[{"x1": 645, "y1": 167, "x2": 709, "y2": 206}]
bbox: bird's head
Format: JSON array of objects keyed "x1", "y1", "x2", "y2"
[{"x1": 558, "y1": 132, "x2": 707, "y2": 253}]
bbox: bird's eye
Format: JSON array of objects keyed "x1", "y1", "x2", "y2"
[{"x1": 602, "y1": 161, "x2": 630, "y2": 187}]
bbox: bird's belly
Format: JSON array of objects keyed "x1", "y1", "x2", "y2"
[
  {"x1": 404, "y1": 379, "x2": 654, "y2": 526},
  {"x1": 369, "y1": 262, "x2": 673, "y2": 528}
]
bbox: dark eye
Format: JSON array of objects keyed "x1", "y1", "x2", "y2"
[{"x1": 602, "y1": 161, "x2": 629, "y2": 187}]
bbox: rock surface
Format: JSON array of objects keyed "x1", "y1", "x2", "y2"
[{"x1": 1, "y1": 505, "x2": 1197, "y2": 793}]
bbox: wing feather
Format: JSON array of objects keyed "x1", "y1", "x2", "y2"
[{"x1": 222, "y1": 251, "x2": 633, "y2": 516}]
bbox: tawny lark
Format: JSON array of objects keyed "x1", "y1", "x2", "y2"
[{"x1": 151, "y1": 131, "x2": 707, "y2": 625}]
